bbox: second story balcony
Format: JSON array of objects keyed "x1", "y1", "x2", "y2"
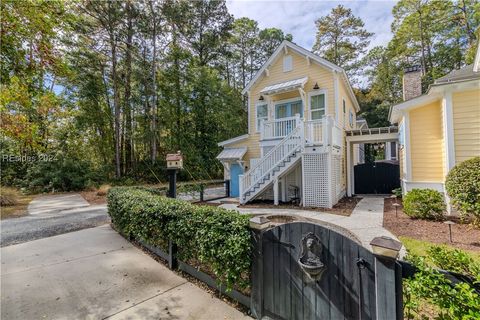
[{"x1": 259, "y1": 114, "x2": 343, "y2": 148}]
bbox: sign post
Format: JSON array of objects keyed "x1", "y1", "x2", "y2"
[{"x1": 166, "y1": 151, "x2": 183, "y2": 199}]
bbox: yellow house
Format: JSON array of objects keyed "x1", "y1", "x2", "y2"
[
  {"x1": 389, "y1": 45, "x2": 480, "y2": 208},
  {"x1": 217, "y1": 40, "x2": 360, "y2": 208}
]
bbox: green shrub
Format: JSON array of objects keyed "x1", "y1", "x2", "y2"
[
  {"x1": 403, "y1": 189, "x2": 446, "y2": 220},
  {"x1": 427, "y1": 245, "x2": 480, "y2": 280},
  {"x1": 445, "y1": 157, "x2": 480, "y2": 223},
  {"x1": 107, "y1": 187, "x2": 251, "y2": 290},
  {"x1": 403, "y1": 246, "x2": 480, "y2": 320}
]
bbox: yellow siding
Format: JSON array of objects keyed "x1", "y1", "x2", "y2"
[
  {"x1": 338, "y1": 79, "x2": 356, "y2": 130},
  {"x1": 226, "y1": 134, "x2": 261, "y2": 165},
  {"x1": 409, "y1": 100, "x2": 445, "y2": 182},
  {"x1": 453, "y1": 89, "x2": 480, "y2": 163},
  {"x1": 249, "y1": 50, "x2": 335, "y2": 134}
]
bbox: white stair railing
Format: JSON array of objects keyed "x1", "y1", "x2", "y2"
[{"x1": 240, "y1": 121, "x2": 304, "y2": 202}]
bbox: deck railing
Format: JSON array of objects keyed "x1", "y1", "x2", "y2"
[
  {"x1": 262, "y1": 115, "x2": 339, "y2": 147},
  {"x1": 260, "y1": 116, "x2": 301, "y2": 140}
]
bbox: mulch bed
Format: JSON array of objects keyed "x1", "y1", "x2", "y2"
[
  {"x1": 384, "y1": 198, "x2": 480, "y2": 252},
  {"x1": 239, "y1": 196, "x2": 362, "y2": 217}
]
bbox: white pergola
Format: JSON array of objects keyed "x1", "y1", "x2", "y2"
[{"x1": 346, "y1": 127, "x2": 399, "y2": 196}]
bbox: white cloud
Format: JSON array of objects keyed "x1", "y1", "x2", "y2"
[{"x1": 226, "y1": 0, "x2": 398, "y2": 51}]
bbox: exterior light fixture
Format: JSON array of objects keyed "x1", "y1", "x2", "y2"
[
  {"x1": 370, "y1": 236, "x2": 402, "y2": 259},
  {"x1": 259, "y1": 95, "x2": 264, "y2": 101},
  {"x1": 313, "y1": 82, "x2": 319, "y2": 90}
]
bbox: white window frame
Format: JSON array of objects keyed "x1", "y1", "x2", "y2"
[
  {"x1": 256, "y1": 103, "x2": 268, "y2": 132},
  {"x1": 308, "y1": 90, "x2": 327, "y2": 121},
  {"x1": 283, "y1": 55, "x2": 293, "y2": 72},
  {"x1": 349, "y1": 110, "x2": 354, "y2": 128}
]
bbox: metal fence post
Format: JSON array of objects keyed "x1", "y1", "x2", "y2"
[
  {"x1": 168, "y1": 240, "x2": 178, "y2": 270},
  {"x1": 225, "y1": 180, "x2": 230, "y2": 197}
]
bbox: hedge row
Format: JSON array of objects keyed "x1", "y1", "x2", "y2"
[{"x1": 107, "y1": 187, "x2": 251, "y2": 290}]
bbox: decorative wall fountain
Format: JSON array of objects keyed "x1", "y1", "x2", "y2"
[{"x1": 298, "y1": 232, "x2": 326, "y2": 281}]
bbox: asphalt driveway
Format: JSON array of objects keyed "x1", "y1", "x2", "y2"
[
  {"x1": 1, "y1": 194, "x2": 110, "y2": 247},
  {"x1": 1, "y1": 225, "x2": 250, "y2": 320}
]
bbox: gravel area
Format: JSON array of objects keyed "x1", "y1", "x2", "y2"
[{"x1": 0, "y1": 205, "x2": 109, "y2": 247}]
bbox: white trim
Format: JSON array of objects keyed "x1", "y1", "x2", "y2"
[
  {"x1": 474, "y1": 43, "x2": 480, "y2": 72},
  {"x1": 404, "y1": 114, "x2": 412, "y2": 181},
  {"x1": 241, "y1": 40, "x2": 360, "y2": 111},
  {"x1": 333, "y1": 72, "x2": 339, "y2": 122},
  {"x1": 442, "y1": 90, "x2": 455, "y2": 171},
  {"x1": 402, "y1": 180, "x2": 444, "y2": 193},
  {"x1": 255, "y1": 102, "x2": 268, "y2": 133},
  {"x1": 247, "y1": 91, "x2": 251, "y2": 133},
  {"x1": 307, "y1": 89, "x2": 327, "y2": 121},
  {"x1": 218, "y1": 134, "x2": 249, "y2": 147}
]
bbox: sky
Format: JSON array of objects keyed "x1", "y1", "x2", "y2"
[{"x1": 226, "y1": 0, "x2": 399, "y2": 52}]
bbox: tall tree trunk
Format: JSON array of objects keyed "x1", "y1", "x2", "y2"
[
  {"x1": 108, "y1": 7, "x2": 121, "y2": 178},
  {"x1": 149, "y1": 1, "x2": 158, "y2": 163},
  {"x1": 124, "y1": 0, "x2": 134, "y2": 173}
]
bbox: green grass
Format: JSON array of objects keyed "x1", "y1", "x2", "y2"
[{"x1": 400, "y1": 236, "x2": 480, "y2": 265}]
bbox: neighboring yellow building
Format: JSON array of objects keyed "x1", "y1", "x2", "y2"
[
  {"x1": 216, "y1": 41, "x2": 359, "y2": 208},
  {"x1": 389, "y1": 45, "x2": 480, "y2": 207}
]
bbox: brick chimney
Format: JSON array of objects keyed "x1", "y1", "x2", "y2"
[{"x1": 402, "y1": 65, "x2": 422, "y2": 101}]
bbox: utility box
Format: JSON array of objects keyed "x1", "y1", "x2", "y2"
[{"x1": 166, "y1": 151, "x2": 183, "y2": 169}]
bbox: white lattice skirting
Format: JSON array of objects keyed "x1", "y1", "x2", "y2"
[{"x1": 302, "y1": 152, "x2": 331, "y2": 207}]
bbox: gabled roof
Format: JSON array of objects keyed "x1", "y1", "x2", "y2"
[
  {"x1": 218, "y1": 134, "x2": 248, "y2": 147},
  {"x1": 435, "y1": 64, "x2": 479, "y2": 84},
  {"x1": 242, "y1": 40, "x2": 360, "y2": 111}
]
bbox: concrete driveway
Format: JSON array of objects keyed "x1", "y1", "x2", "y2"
[{"x1": 1, "y1": 225, "x2": 250, "y2": 320}]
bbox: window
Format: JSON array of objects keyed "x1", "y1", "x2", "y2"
[
  {"x1": 256, "y1": 104, "x2": 268, "y2": 131},
  {"x1": 310, "y1": 93, "x2": 325, "y2": 120},
  {"x1": 390, "y1": 142, "x2": 397, "y2": 159},
  {"x1": 343, "y1": 99, "x2": 346, "y2": 113},
  {"x1": 349, "y1": 111, "x2": 354, "y2": 128},
  {"x1": 283, "y1": 55, "x2": 292, "y2": 72}
]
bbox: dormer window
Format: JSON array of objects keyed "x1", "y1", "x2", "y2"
[{"x1": 283, "y1": 55, "x2": 292, "y2": 72}]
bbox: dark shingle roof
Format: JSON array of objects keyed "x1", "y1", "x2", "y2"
[{"x1": 435, "y1": 64, "x2": 480, "y2": 84}]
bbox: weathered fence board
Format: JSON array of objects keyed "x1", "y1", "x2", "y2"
[{"x1": 252, "y1": 221, "x2": 400, "y2": 320}]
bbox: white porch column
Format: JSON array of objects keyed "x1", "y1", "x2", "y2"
[
  {"x1": 347, "y1": 140, "x2": 353, "y2": 196},
  {"x1": 442, "y1": 91, "x2": 455, "y2": 171},
  {"x1": 239, "y1": 174, "x2": 244, "y2": 204},
  {"x1": 442, "y1": 90, "x2": 455, "y2": 214},
  {"x1": 273, "y1": 178, "x2": 279, "y2": 206}
]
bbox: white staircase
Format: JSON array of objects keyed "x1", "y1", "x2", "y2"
[{"x1": 239, "y1": 122, "x2": 305, "y2": 204}]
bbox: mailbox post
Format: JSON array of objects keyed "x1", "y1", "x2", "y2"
[{"x1": 166, "y1": 151, "x2": 183, "y2": 198}]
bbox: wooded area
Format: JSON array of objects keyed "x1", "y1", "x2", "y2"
[{"x1": 1, "y1": 0, "x2": 478, "y2": 191}]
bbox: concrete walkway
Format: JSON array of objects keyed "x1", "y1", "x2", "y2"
[
  {"x1": 221, "y1": 196, "x2": 405, "y2": 254},
  {"x1": 28, "y1": 193, "x2": 90, "y2": 215},
  {"x1": 1, "y1": 225, "x2": 250, "y2": 320}
]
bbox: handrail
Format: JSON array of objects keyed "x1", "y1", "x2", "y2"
[
  {"x1": 241, "y1": 122, "x2": 304, "y2": 199},
  {"x1": 261, "y1": 116, "x2": 301, "y2": 140}
]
